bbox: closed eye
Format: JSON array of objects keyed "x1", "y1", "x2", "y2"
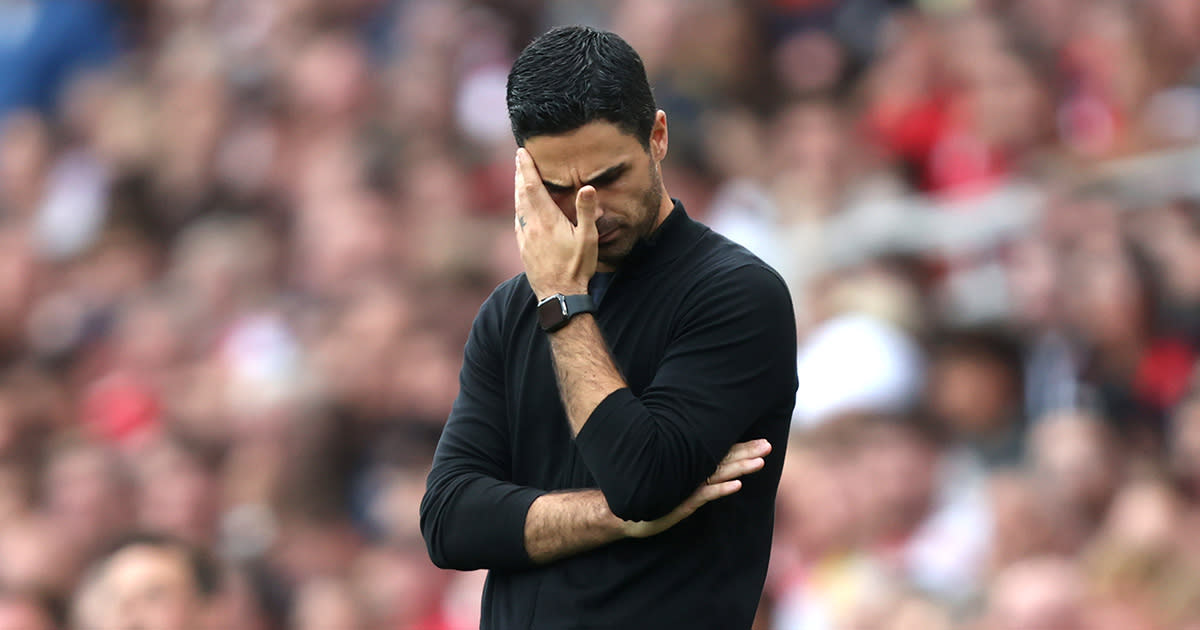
[
  {"x1": 543, "y1": 181, "x2": 572, "y2": 195},
  {"x1": 585, "y1": 164, "x2": 628, "y2": 189},
  {"x1": 540, "y1": 162, "x2": 629, "y2": 196}
]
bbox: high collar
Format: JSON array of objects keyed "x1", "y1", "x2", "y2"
[{"x1": 615, "y1": 199, "x2": 705, "y2": 277}]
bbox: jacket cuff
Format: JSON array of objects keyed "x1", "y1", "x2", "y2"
[{"x1": 495, "y1": 484, "x2": 548, "y2": 567}]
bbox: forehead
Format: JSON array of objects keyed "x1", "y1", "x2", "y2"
[{"x1": 523, "y1": 121, "x2": 644, "y2": 181}]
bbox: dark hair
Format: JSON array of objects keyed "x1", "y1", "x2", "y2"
[
  {"x1": 99, "y1": 532, "x2": 221, "y2": 599},
  {"x1": 930, "y1": 325, "x2": 1026, "y2": 390},
  {"x1": 506, "y1": 26, "x2": 657, "y2": 148}
]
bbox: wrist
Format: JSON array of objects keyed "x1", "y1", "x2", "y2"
[
  {"x1": 619, "y1": 516, "x2": 660, "y2": 539},
  {"x1": 534, "y1": 285, "x2": 589, "y2": 302},
  {"x1": 537, "y1": 293, "x2": 595, "y2": 333},
  {"x1": 606, "y1": 508, "x2": 634, "y2": 539},
  {"x1": 584, "y1": 490, "x2": 630, "y2": 540}
]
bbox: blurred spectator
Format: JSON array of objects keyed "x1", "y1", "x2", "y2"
[
  {"x1": 1169, "y1": 393, "x2": 1200, "y2": 514},
  {"x1": 290, "y1": 576, "x2": 367, "y2": 630},
  {"x1": 1084, "y1": 477, "x2": 1200, "y2": 629},
  {"x1": 872, "y1": 592, "x2": 954, "y2": 630},
  {"x1": 0, "y1": 514, "x2": 83, "y2": 597},
  {"x1": 771, "y1": 434, "x2": 889, "y2": 630},
  {"x1": 927, "y1": 326, "x2": 1026, "y2": 467},
  {"x1": 0, "y1": 0, "x2": 122, "y2": 116},
  {"x1": 85, "y1": 532, "x2": 221, "y2": 630},
  {"x1": 1028, "y1": 411, "x2": 1122, "y2": 547},
  {"x1": 41, "y1": 434, "x2": 133, "y2": 555},
  {"x1": 1063, "y1": 234, "x2": 1194, "y2": 448},
  {"x1": 980, "y1": 555, "x2": 1088, "y2": 630},
  {"x1": 132, "y1": 433, "x2": 221, "y2": 546},
  {"x1": 1005, "y1": 234, "x2": 1081, "y2": 422},
  {"x1": 0, "y1": 589, "x2": 57, "y2": 630},
  {"x1": 855, "y1": 412, "x2": 991, "y2": 605},
  {"x1": 984, "y1": 471, "x2": 1069, "y2": 576},
  {"x1": 793, "y1": 310, "x2": 924, "y2": 428}
]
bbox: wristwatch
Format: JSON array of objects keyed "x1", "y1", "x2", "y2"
[{"x1": 536, "y1": 293, "x2": 595, "y2": 332}]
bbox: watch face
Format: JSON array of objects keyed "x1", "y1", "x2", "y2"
[{"x1": 537, "y1": 296, "x2": 566, "y2": 330}]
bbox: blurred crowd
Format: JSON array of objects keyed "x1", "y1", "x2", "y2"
[{"x1": 1, "y1": 0, "x2": 1200, "y2": 628}]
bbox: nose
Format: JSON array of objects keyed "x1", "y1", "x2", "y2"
[{"x1": 562, "y1": 190, "x2": 605, "y2": 226}]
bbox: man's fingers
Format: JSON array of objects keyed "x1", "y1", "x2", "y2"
[
  {"x1": 513, "y1": 156, "x2": 523, "y2": 214},
  {"x1": 686, "y1": 480, "x2": 742, "y2": 510},
  {"x1": 707, "y1": 456, "x2": 765, "y2": 485},
  {"x1": 516, "y1": 148, "x2": 539, "y2": 188},
  {"x1": 516, "y1": 148, "x2": 553, "y2": 213},
  {"x1": 576, "y1": 185, "x2": 598, "y2": 235},
  {"x1": 720, "y1": 439, "x2": 771, "y2": 465}
]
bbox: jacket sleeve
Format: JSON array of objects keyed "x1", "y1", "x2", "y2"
[
  {"x1": 419, "y1": 291, "x2": 546, "y2": 571},
  {"x1": 573, "y1": 263, "x2": 798, "y2": 522}
]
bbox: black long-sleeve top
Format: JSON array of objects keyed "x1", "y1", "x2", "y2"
[{"x1": 420, "y1": 202, "x2": 797, "y2": 629}]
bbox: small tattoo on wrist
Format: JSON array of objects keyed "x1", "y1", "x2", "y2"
[{"x1": 518, "y1": 215, "x2": 526, "y2": 230}]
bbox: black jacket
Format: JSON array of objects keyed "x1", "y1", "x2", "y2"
[{"x1": 420, "y1": 202, "x2": 797, "y2": 629}]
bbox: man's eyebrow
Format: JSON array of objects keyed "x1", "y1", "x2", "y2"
[
  {"x1": 582, "y1": 162, "x2": 629, "y2": 186},
  {"x1": 541, "y1": 162, "x2": 630, "y2": 192}
]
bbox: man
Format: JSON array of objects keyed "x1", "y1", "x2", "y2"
[
  {"x1": 420, "y1": 25, "x2": 797, "y2": 629},
  {"x1": 79, "y1": 533, "x2": 220, "y2": 630}
]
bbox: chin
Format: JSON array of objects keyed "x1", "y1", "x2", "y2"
[{"x1": 598, "y1": 241, "x2": 635, "y2": 267}]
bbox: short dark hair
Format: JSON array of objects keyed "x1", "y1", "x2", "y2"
[
  {"x1": 930, "y1": 325, "x2": 1025, "y2": 389},
  {"x1": 99, "y1": 532, "x2": 221, "y2": 599},
  {"x1": 506, "y1": 26, "x2": 657, "y2": 148}
]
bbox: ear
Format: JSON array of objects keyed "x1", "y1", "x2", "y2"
[{"x1": 649, "y1": 110, "x2": 668, "y2": 163}]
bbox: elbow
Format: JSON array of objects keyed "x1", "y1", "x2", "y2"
[
  {"x1": 419, "y1": 490, "x2": 474, "y2": 571},
  {"x1": 424, "y1": 543, "x2": 467, "y2": 571},
  {"x1": 419, "y1": 520, "x2": 456, "y2": 570},
  {"x1": 419, "y1": 473, "x2": 540, "y2": 572},
  {"x1": 424, "y1": 541, "x2": 455, "y2": 571},
  {"x1": 584, "y1": 419, "x2": 711, "y2": 522}
]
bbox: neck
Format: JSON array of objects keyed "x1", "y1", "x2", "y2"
[{"x1": 653, "y1": 186, "x2": 674, "y2": 229}]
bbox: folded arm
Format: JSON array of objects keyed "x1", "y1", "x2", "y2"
[
  {"x1": 419, "y1": 290, "x2": 771, "y2": 570},
  {"x1": 524, "y1": 441, "x2": 767, "y2": 564},
  {"x1": 550, "y1": 264, "x2": 797, "y2": 522}
]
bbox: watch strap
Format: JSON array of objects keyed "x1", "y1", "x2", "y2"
[
  {"x1": 562, "y1": 294, "x2": 595, "y2": 319},
  {"x1": 538, "y1": 293, "x2": 595, "y2": 332}
]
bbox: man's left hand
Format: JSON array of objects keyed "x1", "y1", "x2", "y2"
[
  {"x1": 514, "y1": 148, "x2": 598, "y2": 300},
  {"x1": 622, "y1": 439, "x2": 771, "y2": 539}
]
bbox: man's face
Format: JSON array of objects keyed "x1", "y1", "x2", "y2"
[
  {"x1": 104, "y1": 546, "x2": 206, "y2": 630},
  {"x1": 522, "y1": 113, "x2": 669, "y2": 270}
]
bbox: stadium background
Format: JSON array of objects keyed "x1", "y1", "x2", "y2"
[{"x1": 3, "y1": 0, "x2": 1200, "y2": 628}]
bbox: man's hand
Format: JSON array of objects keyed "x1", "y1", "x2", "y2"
[
  {"x1": 622, "y1": 439, "x2": 772, "y2": 539},
  {"x1": 514, "y1": 148, "x2": 598, "y2": 300}
]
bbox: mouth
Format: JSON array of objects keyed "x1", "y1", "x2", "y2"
[{"x1": 597, "y1": 227, "x2": 621, "y2": 245}]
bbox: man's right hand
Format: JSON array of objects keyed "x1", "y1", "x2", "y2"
[{"x1": 622, "y1": 439, "x2": 772, "y2": 539}]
